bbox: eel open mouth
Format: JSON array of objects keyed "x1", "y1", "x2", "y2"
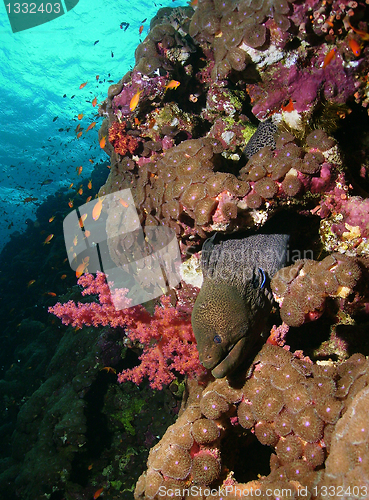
[{"x1": 211, "y1": 337, "x2": 248, "y2": 379}]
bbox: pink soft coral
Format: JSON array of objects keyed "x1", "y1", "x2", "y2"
[{"x1": 49, "y1": 272, "x2": 205, "y2": 389}]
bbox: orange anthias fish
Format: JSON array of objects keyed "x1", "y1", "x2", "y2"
[
  {"x1": 348, "y1": 38, "x2": 361, "y2": 57},
  {"x1": 75, "y1": 123, "x2": 81, "y2": 133},
  {"x1": 43, "y1": 234, "x2": 54, "y2": 245},
  {"x1": 77, "y1": 166, "x2": 83, "y2": 176},
  {"x1": 46, "y1": 292, "x2": 57, "y2": 297},
  {"x1": 61, "y1": 274, "x2": 67, "y2": 280},
  {"x1": 93, "y1": 487, "x2": 104, "y2": 499},
  {"x1": 92, "y1": 97, "x2": 98, "y2": 107},
  {"x1": 77, "y1": 113, "x2": 84, "y2": 120},
  {"x1": 78, "y1": 187, "x2": 83, "y2": 196},
  {"x1": 281, "y1": 98, "x2": 294, "y2": 112},
  {"x1": 76, "y1": 256, "x2": 90, "y2": 278},
  {"x1": 130, "y1": 90, "x2": 142, "y2": 112},
  {"x1": 139, "y1": 25, "x2": 144, "y2": 34},
  {"x1": 86, "y1": 195, "x2": 92, "y2": 202},
  {"x1": 165, "y1": 79, "x2": 181, "y2": 91},
  {"x1": 119, "y1": 198, "x2": 129, "y2": 208},
  {"x1": 23, "y1": 197, "x2": 38, "y2": 203},
  {"x1": 99, "y1": 136, "x2": 106, "y2": 149},
  {"x1": 87, "y1": 179, "x2": 92, "y2": 189},
  {"x1": 79, "y1": 81, "x2": 88, "y2": 89},
  {"x1": 49, "y1": 215, "x2": 55, "y2": 223},
  {"x1": 27, "y1": 279, "x2": 36, "y2": 287},
  {"x1": 92, "y1": 197, "x2": 104, "y2": 221},
  {"x1": 348, "y1": 21, "x2": 369, "y2": 41},
  {"x1": 77, "y1": 131, "x2": 83, "y2": 139},
  {"x1": 100, "y1": 366, "x2": 117, "y2": 374},
  {"x1": 86, "y1": 121, "x2": 97, "y2": 132},
  {"x1": 68, "y1": 199, "x2": 74, "y2": 208},
  {"x1": 322, "y1": 47, "x2": 337, "y2": 68}
]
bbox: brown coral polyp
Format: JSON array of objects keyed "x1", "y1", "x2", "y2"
[
  {"x1": 191, "y1": 419, "x2": 220, "y2": 444},
  {"x1": 254, "y1": 178, "x2": 278, "y2": 199},
  {"x1": 161, "y1": 444, "x2": 192, "y2": 480},
  {"x1": 191, "y1": 452, "x2": 221, "y2": 484},
  {"x1": 276, "y1": 435, "x2": 304, "y2": 464},
  {"x1": 292, "y1": 408, "x2": 324, "y2": 443},
  {"x1": 200, "y1": 391, "x2": 229, "y2": 419},
  {"x1": 252, "y1": 389, "x2": 284, "y2": 421},
  {"x1": 194, "y1": 198, "x2": 218, "y2": 225},
  {"x1": 181, "y1": 184, "x2": 207, "y2": 210}
]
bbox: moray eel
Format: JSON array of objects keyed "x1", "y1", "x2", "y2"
[{"x1": 191, "y1": 233, "x2": 289, "y2": 378}]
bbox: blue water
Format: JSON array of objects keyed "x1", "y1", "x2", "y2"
[{"x1": 0, "y1": 0, "x2": 183, "y2": 249}]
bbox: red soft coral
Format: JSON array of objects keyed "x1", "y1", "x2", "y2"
[
  {"x1": 49, "y1": 272, "x2": 205, "y2": 389},
  {"x1": 118, "y1": 295, "x2": 205, "y2": 390},
  {"x1": 108, "y1": 121, "x2": 139, "y2": 156}
]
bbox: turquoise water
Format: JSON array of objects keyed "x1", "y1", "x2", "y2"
[{"x1": 0, "y1": 0, "x2": 183, "y2": 248}]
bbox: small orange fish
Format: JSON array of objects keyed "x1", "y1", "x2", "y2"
[
  {"x1": 46, "y1": 292, "x2": 57, "y2": 297},
  {"x1": 77, "y1": 113, "x2": 84, "y2": 120},
  {"x1": 96, "y1": 75, "x2": 99, "y2": 81},
  {"x1": 88, "y1": 464, "x2": 93, "y2": 470},
  {"x1": 93, "y1": 488, "x2": 104, "y2": 500},
  {"x1": 78, "y1": 187, "x2": 83, "y2": 196},
  {"x1": 165, "y1": 79, "x2": 181, "y2": 91},
  {"x1": 100, "y1": 366, "x2": 117, "y2": 374},
  {"x1": 68, "y1": 199, "x2": 74, "y2": 208},
  {"x1": 348, "y1": 21, "x2": 369, "y2": 41},
  {"x1": 49, "y1": 216, "x2": 55, "y2": 223},
  {"x1": 134, "y1": 117, "x2": 141, "y2": 126},
  {"x1": 79, "y1": 81, "x2": 88, "y2": 89},
  {"x1": 86, "y1": 195, "x2": 92, "y2": 202},
  {"x1": 92, "y1": 97, "x2": 98, "y2": 107},
  {"x1": 99, "y1": 136, "x2": 106, "y2": 149},
  {"x1": 348, "y1": 38, "x2": 361, "y2": 57},
  {"x1": 84, "y1": 230, "x2": 91, "y2": 238},
  {"x1": 43, "y1": 234, "x2": 54, "y2": 245},
  {"x1": 322, "y1": 47, "x2": 337, "y2": 68},
  {"x1": 86, "y1": 121, "x2": 97, "y2": 132},
  {"x1": 73, "y1": 235, "x2": 78, "y2": 246},
  {"x1": 76, "y1": 256, "x2": 90, "y2": 278},
  {"x1": 75, "y1": 123, "x2": 81, "y2": 133},
  {"x1": 27, "y1": 279, "x2": 36, "y2": 287},
  {"x1": 68, "y1": 183, "x2": 74, "y2": 190},
  {"x1": 139, "y1": 25, "x2": 144, "y2": 34},
  {"x1": 119, "y1": 198, "x2": 129, "y2": 208},
  {"x1": 281, "y1": 98, "x2": 294, "y2": 112},
  {"x1": 77, "y1": 131, "x2": 83, "y2": 139},
  {"x1": 61, "y1": 274, "x2": 67, "y2": 280},
  {"x1": 130, "y1": 90, "x2": 142, "y2": 112},
  {"x1": 89, "y1": 159, "x2": 94, "y2": 163},
  {"x1": 77, "y1": 166, "x2": 83, "y2": 175},
  {"x1": 87, "y1": 179, "x2": 92, "y2": 189},
  {"x1": 92, "y1": 197, "x2": 104, "y2": 221}
]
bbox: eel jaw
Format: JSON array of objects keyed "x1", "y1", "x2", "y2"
[{"x1": 211, "y1": 337, "x2": 248, "y2": 379}]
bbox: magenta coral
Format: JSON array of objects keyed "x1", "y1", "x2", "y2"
[{"x1": 49, "y1": 273, "x2": 204, "y2": 390}]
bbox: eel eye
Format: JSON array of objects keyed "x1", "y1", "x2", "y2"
[
  {"x1": 213, "y1": 335, "x2": 222, "y2": 344},
  {"x1": 252, "y1": 267, "x2": 266, "y2": 289}
]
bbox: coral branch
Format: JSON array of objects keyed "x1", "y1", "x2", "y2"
[{"x1": 49, "y1": 273, "x2": 204, "y2": 389}]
